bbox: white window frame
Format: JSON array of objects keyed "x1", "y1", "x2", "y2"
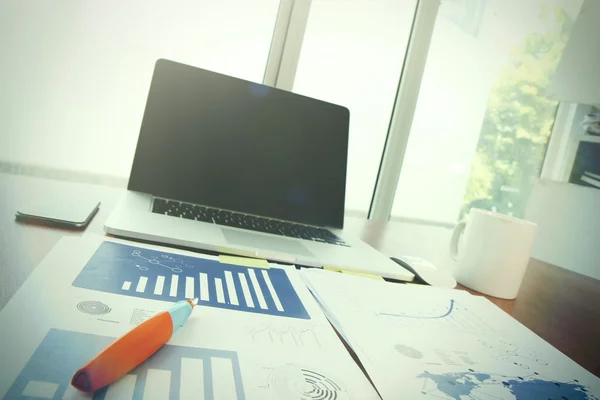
[
  {"x1": 263, "y1": 0, "x2": 311, "y2": 91},
  {"x1": 368, "y1": 0, "x2": 440, "y2": 220}
]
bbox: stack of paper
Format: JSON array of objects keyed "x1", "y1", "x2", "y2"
[
  {"x1": 0, "y1": 236, "x2": 380, "y2": 399},
  {"x1": 302, "y1": 268, "x2": 600, "y2": 400}
]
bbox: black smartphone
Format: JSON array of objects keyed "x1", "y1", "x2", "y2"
[{"x1": 16, "y1": 198, "x2": 101, "y2": 229}]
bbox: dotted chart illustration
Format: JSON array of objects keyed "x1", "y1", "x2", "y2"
[
  {"x1": 248, "y1": 324, "x2": 321, "y2": 348},
  {"x1": 266, "y1": 365, "x2": 351, "y2": 400},
  {"x1": 4, "y1": 329, "x2": 245, "y2": 400},
  {"x1": 418, "y1": 368, "x2": 598, "y2": 400},
  {"x1": 73, "y1": 241, "x2": 310, "y2": 319},
  {"x1": 478, "y1": 339, "x2": 549, "y2": 370},
  {"x1": 117, "y1": 250, "x2": 196, "y2": 274}
]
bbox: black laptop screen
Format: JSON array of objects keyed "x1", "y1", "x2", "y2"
[{"x1": 128, "y1": 59, "x2": 349, "y2": 228}]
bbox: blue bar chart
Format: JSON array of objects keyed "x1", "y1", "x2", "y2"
[
  {"x1": 4, "y1": 329, "x2": 245, "y2": 399},
  {"x1": 72, "y1": 242, "x2": 310, "y2": 319}
]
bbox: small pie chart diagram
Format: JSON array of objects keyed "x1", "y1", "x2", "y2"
[
  {"x1": 395, "y1": 344, "x2": 423, "y2": 359},
  {"x1": 76, "y1": 301, "x2": 112, "y2": 315}
]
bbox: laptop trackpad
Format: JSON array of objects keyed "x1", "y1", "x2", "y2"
[{"x1": 221, "y1": 228, "x2": 315, "y2": 258}]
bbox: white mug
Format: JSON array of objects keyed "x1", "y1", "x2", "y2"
[{"x1": 450, "y1": 208, "x2": 537, "y2": 299}]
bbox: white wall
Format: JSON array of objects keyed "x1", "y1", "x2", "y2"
[
  {"x1": 552, "y1": 0, "x2": 600, "y2": 105},
  {"x1": 0, "y1": 0, "x2": 278, "y2": 178},
  {"x1": 525, "y1": 179, "x2": 600, "y2": 280}
]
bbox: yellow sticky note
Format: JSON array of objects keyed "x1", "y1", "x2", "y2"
[
  {"x1": 323, "y1": 266, "x2": 344, "y2": 273},
  {"x1": 219, "y1": 255, "x2": 270, "y2": 269},
  {"x1": 323, "y1": 266, "x2": 383, "y2": 280},
  {"x1": 341, "y1": 270, "x2": 384, "y2": 281}
]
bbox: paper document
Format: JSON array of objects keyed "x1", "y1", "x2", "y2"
[
  {"x1": 0, "y1": 236, "x2": 380, "y2": 399},
  {"x1": 302, "y1": 268, "x2": 600, "y2": 400}
]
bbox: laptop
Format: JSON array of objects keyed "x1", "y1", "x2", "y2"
[{"x1": 105, "y1": 59, "x2": 414, "y2": 281}]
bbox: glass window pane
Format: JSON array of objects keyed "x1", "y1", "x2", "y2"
[
  {"x1": 0, "y1": 0, "x2": 279, "y2": 177},
  {"x1": 391, "y1": 0, "x2": 584, "y2": 223},
  {"x1": 293, "y1": 0, "x2": 417, "y2": 214}
]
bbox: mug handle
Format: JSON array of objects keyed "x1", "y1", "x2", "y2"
[{"x1": 450, "y1": 220, "x2": 466, "y2": 260}]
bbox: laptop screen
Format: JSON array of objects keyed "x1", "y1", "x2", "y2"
[{"x1": 128, "y1": 59, "x2": 349, "y2": 229}]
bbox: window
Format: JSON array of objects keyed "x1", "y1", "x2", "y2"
[
  {"x1": 0, "y1": 0, "x2": 279, "y2": 178},
  {"x1": 3, "y1": 0, "x2": 583, "y2": 224},
  {"x1": 293, "y1": 0, "x2": 417, "y2": 214},
  {"x1": 391, "y1": 0, "x2": 584, "y2": 223}
]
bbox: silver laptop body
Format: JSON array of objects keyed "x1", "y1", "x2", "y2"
[{"x1": 105, "y1": 60, "x2": 414, "y2": 281}]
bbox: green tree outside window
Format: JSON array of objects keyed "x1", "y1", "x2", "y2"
[{"x1": 461, "y1": 4, "x2": 575, "y2": 219}]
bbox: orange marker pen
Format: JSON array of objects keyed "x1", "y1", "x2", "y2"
[{"x1": 71, "y1": 299, "x2": 196, "y2": 393}]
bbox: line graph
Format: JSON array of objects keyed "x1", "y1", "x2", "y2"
[
  {"x1": 377, "y1": 299, "x2": 498, "y2": 336},
  {"x1": 378, "y1": 299, "x2": 455, "y2": 319},
  {"x1": 248, "y1": 324, "x2": 321, "y2": 348}
]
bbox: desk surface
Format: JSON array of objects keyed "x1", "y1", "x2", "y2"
[{"x1": 2, "y1": 172, "x2": 599, "y2": 377}]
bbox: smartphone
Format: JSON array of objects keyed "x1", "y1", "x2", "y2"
[{"x1": 16, "y1": 198, "x2": 101, "y2": 229}]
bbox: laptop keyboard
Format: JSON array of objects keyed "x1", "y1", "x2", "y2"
[{"x1": 151, "y1": 198, "x2": 349, "y2": 246}]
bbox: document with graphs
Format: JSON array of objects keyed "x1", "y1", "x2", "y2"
[
  {"x1": 0, "y1": 235, "x2": 379, "y2": 400},
  {"x1": 302, "y1": 268, "x2": 600, "y2": 400}
]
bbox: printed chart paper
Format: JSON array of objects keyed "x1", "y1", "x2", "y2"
[
  {"x1": 5, "y1": 329, "x2": 244, "y2": 399},
  {"x1": 0, "y1": 236, "x2": 379, "y2": 400},
  {"x1": 73, "y1": 241, "x2": 309, "y2": 319},
  {"x1": 302, "y1": 268, "x2": 600, "y2": 400}
]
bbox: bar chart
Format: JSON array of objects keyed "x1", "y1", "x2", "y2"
[
  {"x1": 4, "y1": 329, "x2": 245, "y2": 400},
  {"x1": 72, "y1": 242, "x2": 310, "y2": 319}
]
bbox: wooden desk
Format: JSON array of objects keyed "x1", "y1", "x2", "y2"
[{"x1": 2, "y1": 172, "x2": 599, "y2": 377}]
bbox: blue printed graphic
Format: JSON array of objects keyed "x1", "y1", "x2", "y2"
[
  {"x1": 73, "y1": 242, "x2": 310, "y2": 319},
  {"x1": 419, "y1": 369, "x2": 598, "y2": 400},
  {"x1": 4, "y1": 329, "x2": 245, "y2": 399}
]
